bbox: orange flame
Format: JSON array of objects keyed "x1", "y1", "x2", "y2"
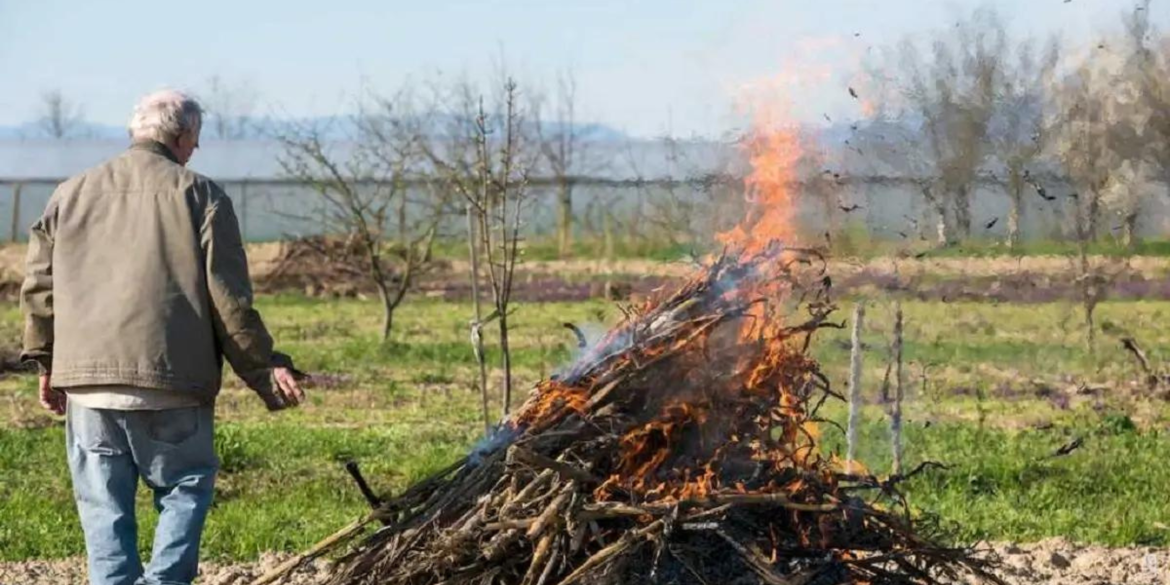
[
  {"x1": 717, "y1": 102, "x2": 802, "y2": 255},
  {"x1": 517, "y1": 84, "x2": 847, "y2": 519}
]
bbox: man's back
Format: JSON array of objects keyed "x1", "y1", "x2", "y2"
[
  {"x1": 48, "y1": 142, "x2": 222, "y2": 395},
  {"x1": 20, "y1": 90, "x2": 303, "y2": 585}
]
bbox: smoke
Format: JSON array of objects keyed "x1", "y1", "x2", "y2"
[{"x1": 467, "y1": 424, "x2": 522, "y2": 467}]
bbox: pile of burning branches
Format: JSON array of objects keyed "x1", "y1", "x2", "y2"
[{"x1": 313, "y1": 244, "x2": 1001, "y2": 585}]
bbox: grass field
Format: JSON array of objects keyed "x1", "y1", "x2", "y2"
[{"x1": 2, "y1": 276, "x2": 1169, "y2": 560}]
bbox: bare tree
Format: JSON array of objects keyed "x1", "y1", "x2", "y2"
[
  {"x1": 1050, "y1": 43, "x2": 1145, "y2": 246},
  {"x1": 1051, "y1": 64, "x2": 1111, "y2": 243},
  {"x1": 851, "y1": 114, "x2": 943, "y2": 243},
  {"x1": 534, "y1": 70, "x2": 592, "y2": 258},
  {"x1": 626, "y1": 135, "x2": 738, "y2": 250},
  {"x1": 1113, "y1": 0, "x2": 1168, "y2": 247},
  {"x1": 991, "y1": 37, "x2": 1059, "y2": 249},
  {"x1": 37, "y1": 89, "x2": 85, "y2": 140},
  {"x1": 278, "y1": 93, "x2": 447, "y2": 341},
  {"x1": 202, "y1": 75, "x2": 258, "y2": 140},
  {"x1": 471, "y1": 81, "x2": 533, "y2": 417},
  {"x1": 416, "y1": 78, "x2": 494, "y2": 429},
  {"x1": 1043, "y1": 27, "x2": 1146, "y2": 353},
  {"x1": 881, "y1": 8, "x2": 1007, "y2": 244},
  {"x1": 796, "y1": 139, "x2": 845, "y2": 242},
  {"x1": 1147, "y1": 32, "x2": 1170, "y2": 194},
  {"x1": 423, "y1": 77, "x2": 536, "y2": 418}
]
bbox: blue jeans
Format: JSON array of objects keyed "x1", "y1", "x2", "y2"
[{"x1": 66, "y1": 401, "x2": 218, "y2": 585}]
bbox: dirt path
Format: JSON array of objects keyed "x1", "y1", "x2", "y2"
[
  {"x1": 0, "y1": 553, "x2": 333, "y2": 585},
  {"x1": 3, "y1": 540, "x2": 1167, "y2": 584},
  {"x1": 8, "y1": 242, "x2": 1170, "y2": 304}
]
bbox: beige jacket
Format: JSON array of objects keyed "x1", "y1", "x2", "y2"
[{"x1": 20, "y1": 140, "x2": 294, "y2": 409}]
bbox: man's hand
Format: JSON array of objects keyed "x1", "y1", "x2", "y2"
[
  {"x1": 38, "y1": 374, "x2": 65, "y2": 415},
  {"x1": 273, "y1": 367, "x2": 305, "y2": 408}
]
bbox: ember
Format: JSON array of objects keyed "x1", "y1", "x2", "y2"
[{"x1": 291, "y1": 104, "x2": 1002, "y2": 585}]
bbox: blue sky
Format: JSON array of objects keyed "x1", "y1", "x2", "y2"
[{"x1": 0, "y1": 0, "x2": 1164, "y2": 137}]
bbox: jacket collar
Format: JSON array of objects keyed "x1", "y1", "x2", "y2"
[{"x1": 129, "y1": 140, "x2": 181, "y2": 165}]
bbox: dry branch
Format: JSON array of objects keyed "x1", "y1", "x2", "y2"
[{"x1": 303, "y1": 247, "x2": 1000, "y2": 585}]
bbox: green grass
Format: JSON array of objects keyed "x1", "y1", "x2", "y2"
[
  {"x1": 0, "y1": 421, "x2": 477, "y2": 559},
  {"x1": 429, "y1": 236, "x2": 698, "y2": 263},
  {"x1": 920, "y1": 238, "x2": 1170, "y2": 259},
  {"x1": 424, "y1": 234, "x2": 1170, "y2": 262},
  {"x1": 818, "y1": 411, "x2": 1170, "y2": 547},
  {"x1": 1, "y1": 291, "x2": 1169, "y2": 561}
]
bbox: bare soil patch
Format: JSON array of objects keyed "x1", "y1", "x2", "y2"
[
  {"x1": 0, "y1": 553, "x2": 333, "y2": 585},
  {"x1": 2, "y1": 541, "x2": 1167, "y2": 585},
  {"x1": 4, "y1": 242, "x2": 1170, "y2": 303}
]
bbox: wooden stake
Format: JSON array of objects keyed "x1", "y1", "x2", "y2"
[
  {"x1": 891, "y1": 300, "x2": 905, "y2": 476},
  {"x1": 466, "y1": 201, "x2": 491, "y2": 432},
  {"x1": 847, "y1": 303, "x2": 865, "y2": 474}
]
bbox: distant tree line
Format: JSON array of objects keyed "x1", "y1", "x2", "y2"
[
  {"x1": 851, "y1": 0, "x2": 1170, "y2": 250},
  {"x1": 25, "y1": 1, "x2": 1170, "y2": 255}
]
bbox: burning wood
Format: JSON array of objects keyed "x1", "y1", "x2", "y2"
[{"x1": 309, "y1": 245, "x2": 1001, "y2": 585}]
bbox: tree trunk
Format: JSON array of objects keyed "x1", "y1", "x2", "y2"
[
  {"x1": 398, "y1": 194, "x2": 409, "y2": 248},
  {"x1": 1007, "y1": 171, "x2": 1024, "y2": 250},
  {"x1": 498, "y1": 312, "x2": 513, "y2": 418},
  {"x1": 556, "y1": 181, "x2": 573, "y2": 258},
  {"x1": 466, "y1": 203, "x2": 491, "y2": 432},
  {"x1": 377, "y1": 282, "x2": 394, "y2": 342},
  {"x1": 1086, "y1": 190, "x2": 1102, "y2": 242},
  {"x1": 628, "y1": 189, "x2": 643, "y2": 255},
  {"x1": 1121, "y1": 184, "x2": 1140, "y2": 250},
  {"x1": 1121, "y1": 211, "x2": 1140, "y2": 250},
  {"x1": 953, "y1": 185, "x2": 972, "y2": 240},
  {"x1": 923, "y1": 185, "x2": 954, "y2": 246},
  {"x1": 1075, "y1": 221, "x2": 1096, "y2": 357},
  {"x1": 602, "y1": 208, "x2": 615, "y2": 262},
  {"x1": 934, "y1": 202, "x2": 952, "y2": 246},
  {"x1": 1083, "y1": 294, "x2": 1096, "y2": 356}
]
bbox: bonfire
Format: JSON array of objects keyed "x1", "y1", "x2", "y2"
[
  {"x1": 318, "y1": 244, "x2": 997, "y2": 585},
  {"x1": 259, "y1": 106, "x2": 1002, "y2": 585}
]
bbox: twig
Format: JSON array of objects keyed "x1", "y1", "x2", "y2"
[
  {"x1": 554, "y1": 520, "x2": 665, "y2": 585},
  {"x1": 248, "y1": 512, "x2": 380, "y2": 585},
  {"x1": 714, "y1": 529, "x2": 793, "y2": 585},
  {"x1": 1120, "y1": 336, "x2": 1159, "y2": 388},
  {"x1": 509, "y1": 446, "x2": 600, "y2": 485},
  {"x1": 563, "y1": 323, "x2": 588, "y2": 348}
]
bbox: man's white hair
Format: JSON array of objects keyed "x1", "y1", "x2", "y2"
[{"x1": 127, "y1": 89, "x2": 203, "y2": 143}]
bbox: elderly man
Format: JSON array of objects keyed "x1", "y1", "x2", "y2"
[{"x1": 20, "y1": 89, "x2": 304, "y2": 585}]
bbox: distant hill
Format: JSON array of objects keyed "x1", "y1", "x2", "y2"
[
  {"x1": 0, "y1": 116, "x2": 629, "y2": 143},
  {"x1": 0, "y1": 121, "x2": 126, "y2": 140}
]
